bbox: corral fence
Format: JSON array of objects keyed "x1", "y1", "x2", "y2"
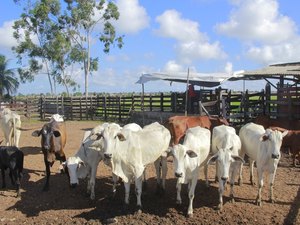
[{"x1": 1, "y1": 83, "x2": 300, "y2": 126}]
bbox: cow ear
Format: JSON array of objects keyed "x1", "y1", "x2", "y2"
[
  {"x1": 186, "y1": 150, "x2": 198, "y2": 158},
  {"x1": 95, "y1": 133, "x2": 102, "y2": 140},
  {"x1": 117, "y1": 133, "x2": 126, "y2": 141},
  {"x1": 53, "y1": 130, "x2": 61, "y2": 137},
  {"x1": 232, "y1": 155, "x2": 245, "y2": 164},
  {"x1": 32, "y1": 130, "x2": 41, "y2": 137},
  {"x1": 260, "y1": 134, "x2": 269, "y2": 141},
  {"x1": 207, "y1": 153, "x2": 218, "y2": 165}
]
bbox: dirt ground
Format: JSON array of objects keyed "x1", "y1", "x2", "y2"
[{"x1": 0, "y1": 120, "x2": 299, "y2": 225}]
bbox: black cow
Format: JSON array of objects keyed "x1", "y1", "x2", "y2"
[
  {"x1": 32, "y1": 120, "x2": 68, "y2": 191},
  {"x1": 0, "y1": 145, "x2": 24, "y2": 197}
]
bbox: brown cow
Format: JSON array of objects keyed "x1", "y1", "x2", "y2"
[
  {"x1": 165, "y1": 115, "x2": 229, "y2": 145},
  {"x1": 32, "y1": 120, "x2": 68, "y2": 191},
  {"x1": 255, "y1": 115, "x2": 300, "y2": 130},
  {"x1": 270, "y1": 126, "x2": 300, "y2": 167}
]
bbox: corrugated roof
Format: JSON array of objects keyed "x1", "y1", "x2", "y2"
[{"x1": 234, "y1": 62, "x2": 300, "y2": 80}]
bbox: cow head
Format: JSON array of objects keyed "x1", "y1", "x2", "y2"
[
  {"x1": 207, "y1": 147, "x2": 244, "y2": 182},
  {"x1": 32, "y1": 122, "x2": 62, "y2": 151},
  {"x1": 260, "y1": 129, "x2": 288, "y2": 159},
  {"x1": 63, "y1": 156, "x2": 87, "y2": 188},
  {"x1": 171, "y1": 144, "x2": 198, "y2": 179},
  {"x1": 100, "y1": 123, "x2": 123, "y2": 160}
]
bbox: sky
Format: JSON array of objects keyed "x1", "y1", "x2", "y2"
[{"x1": 0, "y1": 0, "x2": 300, "y2": 95}]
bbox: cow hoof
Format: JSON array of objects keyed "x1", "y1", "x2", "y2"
[
  {"x1": 176, "y1": 200, "x2": 182, "y2": 205},
  {"x1": 135, "y1": 207, "x2": 142, "y2": 215},
  {"x1": 104, "y1": 218, "x2": 118, "y2": 224},
  {"x1": 269, "y1": 198, "x2": 275, "y2": 204},
  {"x1": 255, "y1": 200, "x2": 262, "y2": 206},
  {"x1": 217, "y1": 203, "x2": 223, "y2": 211},
  {"x1": 187, "y1": 213, "x2": 193, "y2": 218}
]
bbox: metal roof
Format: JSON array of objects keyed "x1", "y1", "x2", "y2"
[{"x1": 230, "y1": 62, "x2": 300, "y2": 81}]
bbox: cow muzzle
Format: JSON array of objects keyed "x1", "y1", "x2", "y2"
[
  {"x1": 104, "y1": 153, "x2": 112, "y2": 159},
  {"x1": 271, "y1": 154, "x2": 280, "y2": 159},
  {"x1": 175, "y1": 172, "x2": 183, "y2": 178}
]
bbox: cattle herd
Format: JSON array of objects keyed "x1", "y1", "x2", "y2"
[{"x1": 0, "y1": 108, "x2": 299, "y2": 218}]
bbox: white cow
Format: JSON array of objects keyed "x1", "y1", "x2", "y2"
[
  {"x1": 0, "y1": 108, "x2": 21, "y2": 147},
  {"x1": 63, "y1": 123, "x2": 120, "y2": 200},
  {"x1": 239, "y1": 122, "x2": 288, "y2": 206},
  {"x1": 64, "y1": 130, "x2": 102, "y2": 200},
  {"x1": 206, "y1": 125, "x2": 244, "y2": 210},
  {"x1": 100, "y1": 122, "x2": 171, "y2": 211},
  {"x1": 171, "y1": 126, "x2": 210, "y2": 217}
]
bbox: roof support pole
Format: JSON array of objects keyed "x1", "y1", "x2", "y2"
[{"x1": 185, "y1": 68, "x2": 190, "y2": 116}]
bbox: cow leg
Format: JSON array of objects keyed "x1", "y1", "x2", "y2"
[
  {"x1": 142, "y1": 168, "x2": 147, "y2": 191},
  {"x1": 1, "y1": 169, "x2": 6, "y2": 188},
  {"x1": 135, "y1": 177, "x2": 143, "y2": 212},
  {"x1": 11, "y1": 169, "x2": 21, "y2": 197},
  {"x1": 255, "y1": 170, "x2": 263, "y2": 206},
  {"x1": 112, "y1": 173, "x2": 119, "y2": 198},
  {"x1": 9, "y1": 169, "x2": 15, "y2": 185},
  {"x1": 238, "y1": 155, "x2": 245, "y2": 186},
  {"x1": 154, "y1": 158, "x2": 161, "y2": 195},
  {"x1": 229, "y1": 163, "x2": 239, "y2": 203},
  {"x1": 187, "y1": 177, "x2": 197, "y2": 217},
  {"x1": 176, "y1": 181, "x2": 182, "y2": 205},
  {"x1": 161, "y1": 156, "x2": 167, "y2": 192},
  {"x1": 249, "y1": 159, "x2": 255, "y2": 185},
  {"x1": 89, "y1": 165, "x2": 97, "y2": 200},
  {"x1": 43, "y1": 156, "x2": 51, "y2": 191},
  {"x1": 269, "y1": 167, "x2": 278, "y2": 203},
  {"x1": 204, "y1": 164, "x2": 210, "y2": 187},
  {"x1": 124, "y1": 181, "x2": 131, "y2": 205},
  {"x1": 217, "y1": 178, "x2": 225, "y2": 210},
  {"x1": 215, "y1": 163, "x2": 219, "y2": 182}
]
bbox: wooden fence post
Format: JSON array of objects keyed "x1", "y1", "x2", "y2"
[
  {"x1": 79, "y1": 96, "x2": 82, "y2": 120},
  {"x1": 265, "y1": 83, "x2": 271, "y2": 116},
  {"x1": 104, "y1": 95, "x2": 107, "y2": 121},
  {"x1": 40, "y1": 94, "x2": 44, "y2": 120},
  {"x1": 118, "y1": 96, "x2": 122, "y2": 121},
  {"x1": 160, "y1": 92, "x2": 164, "y2": 112}
]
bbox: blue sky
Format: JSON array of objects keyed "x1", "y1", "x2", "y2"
[{"x1": 0, "y1": 0, "x2": 300, "y2": 95}]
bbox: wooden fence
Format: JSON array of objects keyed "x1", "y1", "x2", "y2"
[{"x1": 1, "y1": 85, "x2": 300, "y2": 126}]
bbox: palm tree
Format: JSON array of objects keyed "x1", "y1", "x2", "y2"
[{"x1": 0, "y1": 54, "x2": 19, "y2": 98}]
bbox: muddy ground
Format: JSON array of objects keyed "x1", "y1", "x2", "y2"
[{"x1": 0, "y1": 120, "x2": 299, "y2": 225}]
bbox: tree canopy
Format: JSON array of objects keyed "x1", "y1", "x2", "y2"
[{"x1": 13, "y1": 0, "x2": 123, "y2": 96}]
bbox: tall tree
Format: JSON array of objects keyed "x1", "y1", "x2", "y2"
[
  {"x1": 0, "y1": 55, "x2": 19, "y2": 98},
  {"x1": 61, "y1": 0, "x2": 123, "y2": 97},
  {"x1": 13, "y1": 0, "x2": 77, "y2": 95}
]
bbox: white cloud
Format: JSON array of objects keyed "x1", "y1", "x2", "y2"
[
  {"x1": 216, "y1": 0, "x2": 300, "y2": 65},
  {"x1": 155, "y1": 10, "x2": 226, "y2": 64},
  {"x1": 216, "y1": 0, "x2": 297, "y2": 44},
  {"x1": 246, "y1": 39, "x2": 300, "y2": 64},
  {"x1": 0, "y1": 20, "x2": 17, "y2": 50},
  {"x1": 163, "y1": 60, "x2": 184, "y2": 72},
  {"x1": 114, "y1": 0, "x2": 150, "y2": 34}
]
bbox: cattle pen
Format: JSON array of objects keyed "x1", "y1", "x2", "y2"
[{"x1": 2, "y1": 82, "x2": 300, "y2": 128}]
